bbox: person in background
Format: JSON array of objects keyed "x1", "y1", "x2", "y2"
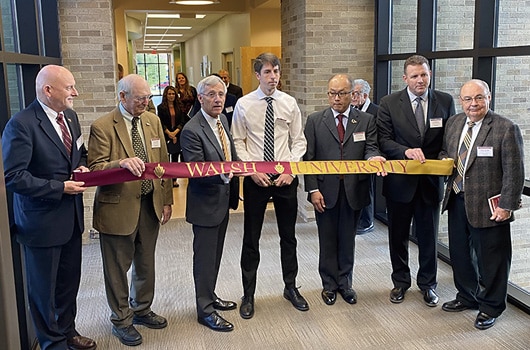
[
  {"x1": 377, "y1": 54, "x2": 455, "y2": 307},
  {"x1": 118, "y1": 63, "x2": 124, "y2": 81},
  {"x1": 181, "y1": 75, "x2": 240, "y2": 332},
  {"x1": 88, "y1": 74, "x2": 173, "y2": 347},
  {"x1": 2, "y1": 64, "x2": 96, "y2": 350},
  {"x1": 176, "y1": 72, "x2": 198, "y2": 119},
  {"x1": 232, "y1": 52, "x2": 308, "y2": 319},
  {"x1": 157, "y1": 85, "x2": 186, "y2": 187},
  {"x1": 351, "y1": 78, "x2": 379, "y2": 234},
  {"x1": 304, "y1": 74, "x2": 386, "y2": 306},
  {"x1": 439, "y1": 79, "x2": 524, "y2": 330},
  {"x1": 219, "y1": 68, "x2": 243, "y2": 99}
]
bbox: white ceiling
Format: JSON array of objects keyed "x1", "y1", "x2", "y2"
[{"x1": 124, "y1": 0, "x2": 280, "y2": 52}]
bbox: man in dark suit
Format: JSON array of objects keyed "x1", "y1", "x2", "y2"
[
  {"x1": 219, "y1": 69, "x2": 243, "y2": 99},
  {"x1": 2, "y1": 65, "x2": 96, "y2": 350},
  {"x1": 377, "y1": 55, "x2": 455, "y2": 307},
  {"x1": 192, "y1": 74, "x2": 238, "y2": 128},
  {"x1": 439, "y1": 79, "x2": 524, "y2": 330},
  {"x1": 88, "y1": 74, "x2": 173, "y2": 347},
  {"x1": 304, "y1": 74, "x2": 386, "y2": 306},
  {"x1": 352, "y1": 79, "x2": 380, "y2": 234},
  {"x1": 181, "y1": 75, "x2": 239, "y2": 332}
]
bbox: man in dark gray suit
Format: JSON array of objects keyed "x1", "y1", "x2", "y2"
[
  {"x1": 439, "y1": 79, "x2": 524, "y2": 330},
  {"x1": 304, "y1": 74, "x2": 386, "y2": 306},
  {"x1": 181, "y1": 75, "x2": 239, "y2": 332},
  {"x1": 378, "y1": 55, "x2": 455, "y2": 307},
  {"x1": 352, "y1": 79, "x2": 379, "y2": 234}
]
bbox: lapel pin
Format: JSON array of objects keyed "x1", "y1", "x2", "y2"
[
  {"x1": 67, "y1": 118, "x2": 72, "y2": 123},
  {"x1": 351, "y1": 119, "x2": 357, "y2": 124},
  {"x1": 146, "y1": 122, "x2": 151, "y2": 126}
]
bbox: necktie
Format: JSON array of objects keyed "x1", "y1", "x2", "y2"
[
  {"x1": 264, "y1": 97, "x2": 275, "y2": 162},
  {"x1": 131, "y1": 117, "x2": 153, "y2": 195},
  {"x1": 217, "y1": 119, "x2": 231, "y2": 161},
  {"x1": 453, "y1": 121, "x2": 476, "y2": 194},
  {"x1": 414, "y1": 97, "x2": 425, "y2": 136},
  {"x1": 56, "y1": 112, "x2": 72, "y2": 156},
  {"x1": 337, "y1": 114, "x2": 345, "y2": 143}
]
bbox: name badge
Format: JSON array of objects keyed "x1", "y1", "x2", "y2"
[
  {"x1": 429, "y1": 118, "x2": 443, "y2": 128},
  {"x1": 353, "y1": 132, "x2": 366, "y2": 142},
  {"x1": 477, "y1": 146, "x2": 493, "y2": 157},
  {"x1": 76, "y1": 135, "x2": 84, "y2": 150},
  {"x1": 151, "y1": 138, "x2": 161, "y2": 148},
  {"x1": 225, "y1": 106, "x2": 234, "y2": 113}
]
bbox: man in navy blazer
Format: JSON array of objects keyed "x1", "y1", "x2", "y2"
[
  {"x1": 439, "y1": 79, "x2": 524, "y2": 330},
  {"x1": 181, "y1": 75, "x2": 239, "y2": 332},
  {"x1": 304, "y1": 74, "x2": 386, "y2": 306},
  {"x1": 2, "y1": 65, "x2": 96, "y2": 350},
  {"x1": 377, "y1": 55, "x2": 455, "y2": 307}
]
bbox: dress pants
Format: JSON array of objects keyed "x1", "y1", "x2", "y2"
[
  {"x1": 99, "y1": 194, "x2": 160, "y2": 327},
  {"x1": 447, "y1": 193, "x2": 511, "y2": 317},
  {"x1": 193, "y1": 211, "x2": 229, "y2": 318},
  {"x1": 387, "y1": 188, "x2": 439, "y2": 291},
  {"x1": 358, "y1": 174, "x2": 374, "y2": 229},
  {"x1": 241, "y1": 176, "x2": 299, "y2": 296},
  {"x1": 316, "y1": 180, "x2": 360, "y2": 291},
  {"x1": 23, "y1": 229, "x2": 82, "y2": 350}
]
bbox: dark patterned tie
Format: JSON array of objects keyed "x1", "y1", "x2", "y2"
[
  {"x1": 337, "y1": 114, "x2": 345, "y2": 143},
  {"x1": 453, "y1": 121, "x2": 476, "y2": 194},
  {"x1": 217, "y1": 119, "x2": 231, "y2": 161},
  {"x1": 414, "y1": 97, "x2": 425, "y2": 136},
  {"x1": 131, "y1": 117, "x2": 153, "y2": 195},
  {"x1": 264, "y1": 96, "x2": 275, "y2": 162},
  {"x1": 56, "y1": 112, "x2": 72, "y2": 156}
]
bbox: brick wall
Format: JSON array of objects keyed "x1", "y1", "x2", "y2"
[{"x1": 59, "y1": 0, "x2": 117, "y2": 240}]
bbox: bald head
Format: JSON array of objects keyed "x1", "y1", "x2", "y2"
[{"x1": 35, "y1": 65, "x2": 78, "y2": 112}]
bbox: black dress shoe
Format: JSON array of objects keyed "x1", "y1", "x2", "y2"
[
  {"x1": 67, "y1": 335, "x2": 97, "y2": 350},
  {"x1": 356, "y1": 222, "x2": 374, "y2": 234},
  {"x1": 339, "y1": 288, "x2": 357, "y2": 304},
  {"x1": 321, "y1": 289, "x2": 337, "y2": 305},
  {"x1": 112, "y1": 325, "x2": 142, "y2": 346},
  {"x1": 442, "y1": 299, "x2": 476, "y2": 312},
  {"x1": 133, "y1": 311, "x2": 167, "y2": 329},
  {"x1": 213, "y1": 298, "x2": 237, "y2": 311},
  {"x1": 422, "y1": 289, "x2": 439, "y2": 307},
  {"x1": 474, "y1": 312, "x2": 496, "y2": 330},
  {"x1": 198, "y1": 311, "x2": 234, "y2": 332},
  {"x1": 284, "y1": 287, "x2": 309, "y2": 311},
  {"x1": 389, "y1": 287, "x2": 407, "y2": 304},
  {"x1": 240, "y1": 295, "x2": 254, "y2": 319}
]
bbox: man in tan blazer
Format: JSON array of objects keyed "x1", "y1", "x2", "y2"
[{"x1": 88, "y1": 74, "x2": 173, "y2": 347}]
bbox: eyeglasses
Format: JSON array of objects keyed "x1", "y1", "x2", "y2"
[
  {"x1": 201, "y1": 91, "x2": 226, "y2": 99},
  {"x1": 352, "y1": 91, "x2": 362, "y2": 97},
  {"x1": 133, "y1": 95, "x2": 152, "y2": 103},
  {"x1": 327, "y1": 91, "x2": 352, "y2": 98},
  {"x1": 460, "y1": 95, "x2": 487, "y2": 103}
]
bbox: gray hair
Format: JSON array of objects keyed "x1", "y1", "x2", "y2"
[
  {"x1": 353, "y1": 79, "x2": 371, "y2": 94},
  {"x1": 117, "y1": 74, "x2": 148, "y2": 99},
  {"x1": 197, "y1": 75, "x2": 227, "y2": 95}
]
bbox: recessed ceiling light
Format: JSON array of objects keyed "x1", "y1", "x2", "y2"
[
  {"x1": 145, "y1": 34, "x2": 183, "y2": 37},
  {"x1": 195, "y1": 14, "x2": 206, "y2": 18},
  {"x1": 145, "y1": 26, "x2": 192, "y2": 30},
  {"x1": 169, "y1": 0, "x2": 220, "y2": 4},
  {"x1": 147, "y1": 13, "x2": 181, "y2": 19}
]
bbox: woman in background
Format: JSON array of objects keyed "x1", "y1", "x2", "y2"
[
  {"x1": 157, "y1": 85, "x2": 186, "y2": 187},
  {"x1": 176, "y1": 72, "x2": 197, "y2": 118}
]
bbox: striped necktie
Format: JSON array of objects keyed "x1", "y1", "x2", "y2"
[
  {"x1": 453, "y1": 121, "x2": 476, "y2": 194},
  {"x1": 56, "y1": 112, "x2": 72, "y2": 156},
  {"x1": 264, "y1": 97, "x2": 275, "y2": 162},
  {"x1": 217, "y1": 119, "x2": 231, "y2": 161}
]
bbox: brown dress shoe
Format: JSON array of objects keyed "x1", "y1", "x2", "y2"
[{"x1": 67, "y1": 335, "x2": 97, "y2": 350}]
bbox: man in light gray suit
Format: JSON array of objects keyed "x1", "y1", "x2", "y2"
[
  {"x1": 180, "y1": 75, "x2": 239, "y2": 332},
  {"x1": 304, "y1": 74, "x2": 386, "y2": 306},
  {"x1": 439, "y1": 79, "x2": 524, "y2": 330}
]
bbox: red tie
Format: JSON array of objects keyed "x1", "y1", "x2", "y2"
[
  {"x1": 337, "y1": 114, "x2": 345, "y2": 143},
  {"x1": 56, "y1": 112, "x2": 72, "y2": 156}
]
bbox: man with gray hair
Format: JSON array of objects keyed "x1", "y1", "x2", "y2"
[
  {"x1": 181, "y1": 75, "x2": 239, "y2": 332},
  {"x1": 89, "y1": 74, "x2": 173, "y2": 346},
  {"x1": 351, "y1": 79, "x2": 379, "y2": 234}
]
